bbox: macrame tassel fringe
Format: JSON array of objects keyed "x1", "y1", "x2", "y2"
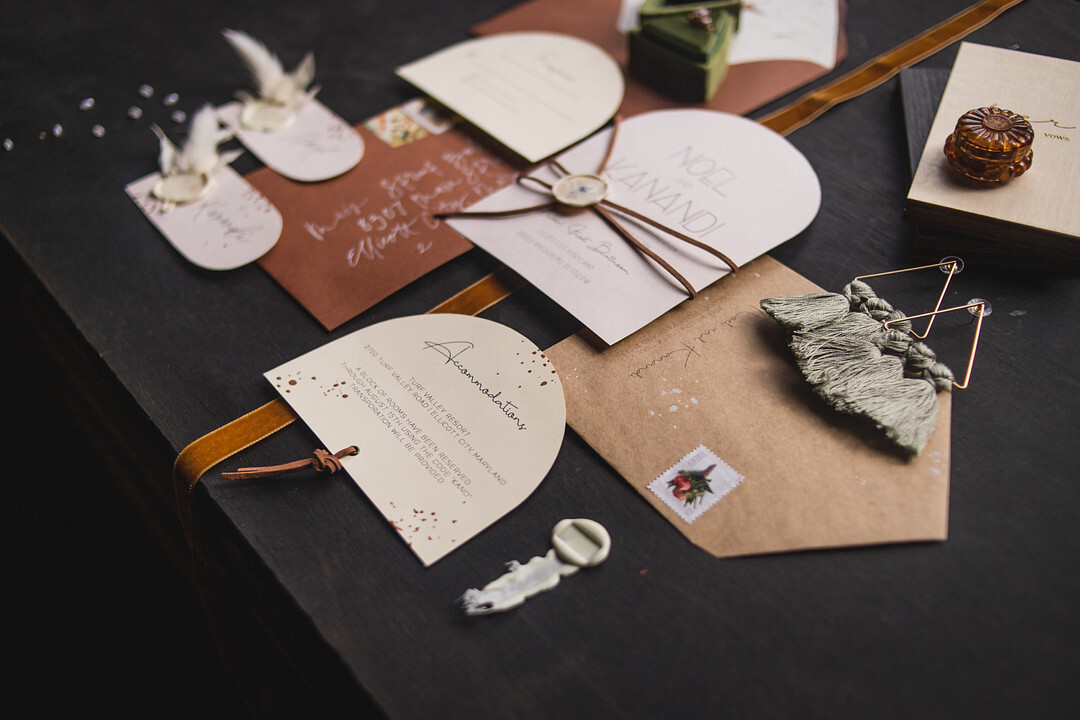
[
  {"x1": 761, "y1": 281, "x2": 954, "y2": 455},
  {"x1": 760, "y1": 292, "x2": 850, "y2": 331}
]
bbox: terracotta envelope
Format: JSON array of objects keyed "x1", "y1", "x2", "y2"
[{"x1": 250, "y1": 117, "x2": 518, "y2": 330}]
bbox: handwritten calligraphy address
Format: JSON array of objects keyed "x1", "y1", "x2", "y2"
[
  {"x1": 251, "y1": 124, "x2": 518, "y2": 330},
  {"x1": 301, "y1": 143, "x2": 515, "y2": 266}
]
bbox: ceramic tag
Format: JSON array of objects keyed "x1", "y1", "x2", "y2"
[{"x1": 217, "y1": 100, "x2": 365, "y2": 182}]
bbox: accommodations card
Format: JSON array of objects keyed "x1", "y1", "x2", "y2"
[
  {"x1": 268, "y1": 314, "x2": 567, "y2": 566},
  {"x1": 545, "y1": 255, "x2": 952, "y2": 558},
  {"x1": 249, "y1": 102, "x2": 518, "y2": 330},
  {"x1": 396, "y1": 32, "x2": 624, "y2": 163},
  {"x1": 447, "y1": 109, "x2": 820, "y2": 345}
]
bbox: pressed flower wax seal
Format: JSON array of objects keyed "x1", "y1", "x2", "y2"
[{"x1": 944, "y1": 106, "x2": 1033, "y2": 186}]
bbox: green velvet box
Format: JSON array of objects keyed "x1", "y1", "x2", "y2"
[{"x1": 628, "y1": 0, "x2": 742, "y2": 103}]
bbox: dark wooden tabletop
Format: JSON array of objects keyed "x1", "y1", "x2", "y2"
[{"x1": 4, "y1": 1, "x2": 1079, "y2": 717}]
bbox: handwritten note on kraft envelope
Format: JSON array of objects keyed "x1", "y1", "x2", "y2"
[
  {"x1": 545, "y1": 256, "x2": 952, "y2": 558},
  {"x1": 249, "y1": 120, "x2": 518, "y2": 330}
]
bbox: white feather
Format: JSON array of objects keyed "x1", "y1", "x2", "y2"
[
  {"x1": 178, "y1": 105, "x2": 228, "y2": 175},
  {"x1": 150, "y1": 124, "x2": 178, "y2": 176},
  {"x1": 223, "y1": 29, "x2": 285, "y2": 100},
  {"x1": 223, "y1": 29, "x2": 316, "y2": 107},
  {"x1": 151, "y1": 105, "x2": 238, "y2": 178}
]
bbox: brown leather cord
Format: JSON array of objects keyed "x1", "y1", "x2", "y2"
[
  {"x1": 594, "y1": 114, "x2": 622, "y2": 174},
  {"x1": 592, "y1": 203, "x2": 697, "y2": 296},
  {"x1": 437, "y1": 200, "x2": 558, "y2": 218},
  {"x1": 436, "y1": 115, "x2": 738, "y2": 296},
  {"x1": 220, "y1": 446, "x2": 359, "y2": 480},
  {"x1": 600, "y1": 197, "x2": 738, "y2": 273}
]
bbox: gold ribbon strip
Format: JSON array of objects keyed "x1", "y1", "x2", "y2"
[
  {"x1": 758, "y1": 0, "x2": 1028, "y2": 135},
  {"x1": 172, "y1": 266, "x2": 524, "y2": 517},
  {"x1": 173, "y1": 0, "x2": 1027, "y2": 507}
]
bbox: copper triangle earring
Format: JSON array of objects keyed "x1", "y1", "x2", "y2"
[{"x1": 759, "y1": 258, "x2": 985, "y2": 455}]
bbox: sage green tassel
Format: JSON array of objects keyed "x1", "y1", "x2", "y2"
[
  {"x1": 761, "y1": 281, "x2": 953, "y2": 455},
  {"x1": 760, "y1": 292, "x2": 849, "y2": 331}
]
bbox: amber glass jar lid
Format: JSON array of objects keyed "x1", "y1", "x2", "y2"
[{"x1": 944, "y1": 106, "x2": 1033, "y2": 185}]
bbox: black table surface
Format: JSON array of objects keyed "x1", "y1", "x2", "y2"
[{"x1": 4, "y1": 1, "x2": 1079, "y2": 717}]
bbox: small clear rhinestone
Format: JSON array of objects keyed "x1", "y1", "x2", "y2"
[
  {"x1": 968, "y1": 298, "x2": 992, "y2": 317},
  {"x1": 127, "y1": 106, "x2": 143, "y2": 119},
  {"x1": 163, "y1": 92, "x2": 179, "y2": 106},
  {"x1": 138, "y1": 84, "x2": 154, "y2": 98},
  {"x1": 2, "y1": 138, "x2": 13, "y2": 151},
  {"x1": 91, "y1": 124, "x2": 106, "y2": 138},
  {"x1": 170, "y1": 109, "x2": 187, "y2": 123},
  {"x1": 79, "y1": 97, "x2": 95, "y2": 111},
  {"x1": 52, "y1": 124, "x2": 63, "y2": 138}
]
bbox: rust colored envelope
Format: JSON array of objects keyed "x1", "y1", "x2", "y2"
[
  {"x1": 546, "y1": 255, "x2": 951, "y2": 558},
  {"x1": 473, "y1": 0, "x2": 848, "y2": 118},
  {"x1": 250, "y1": 121, "x2": 518, "y2": 330}
]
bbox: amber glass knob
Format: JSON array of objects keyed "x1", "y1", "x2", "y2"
[{"x1": 944, "y1": 107, "x2": 1033, "y2": 186}]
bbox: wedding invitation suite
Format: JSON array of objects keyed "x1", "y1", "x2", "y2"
[
  {"x1": 396, "y1": 32, "x2": 625, "y2": 163},
  {"x1": 545, "y1": 256, "x2": 952, "y2": 558},
  {"x1": 250, "y1": 104, "x2": 518, "y2": 329},
  {"x1": 448, "y1": 109, "x2": 820, "y2": 344},
  {"x1": 268, "y1": 314, "x2": 567, "y2": 565}
]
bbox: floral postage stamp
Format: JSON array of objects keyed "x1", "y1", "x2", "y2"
[{"x1": 647, "y1": 444, "x2": 743, "y2": 523}]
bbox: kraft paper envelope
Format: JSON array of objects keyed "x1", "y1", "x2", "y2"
[{"x1": 545, "y1": 255, "x2": 951, "y2": 558}]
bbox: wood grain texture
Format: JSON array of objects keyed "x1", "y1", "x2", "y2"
[{"x1": 3, "y1": 1, "x2": 1080, "y2": 717}]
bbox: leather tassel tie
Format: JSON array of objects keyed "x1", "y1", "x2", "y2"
[{"x1": 221, "y1": 446, "x2": 359, "y2": 480}]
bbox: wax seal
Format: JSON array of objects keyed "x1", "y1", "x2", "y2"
[
  {"x1": 239, "y1": 100, "x2": 301, "y2": 132},
  {"x1": 552, "y1": 173, "x2": 610, "y2": 207},
  {"x1": 944, "y1": 106, "x2": 1033, "y2": 186}
]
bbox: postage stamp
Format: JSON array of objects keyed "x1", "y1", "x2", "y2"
[{"x1": 647, "y1": 444, "x2": 743, "y2": 523}]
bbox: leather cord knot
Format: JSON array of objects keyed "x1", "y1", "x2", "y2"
[
  {"x1": 312, "y1": 448, "x2": 346, "y2": 474},
  {"x1": 221, "y1": 445, "x2": 359, "y2": 480}
]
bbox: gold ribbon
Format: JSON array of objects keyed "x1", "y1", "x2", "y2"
[
  {"x1": 758, "y1": 0, "x2": 1028, "y2": 135},
  {"x1": 173, "y1": 0, "x2": 1028, "y2": 508},
  {"x1": 172, "y1": 265, "x2": 524, "y2": 524}
]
